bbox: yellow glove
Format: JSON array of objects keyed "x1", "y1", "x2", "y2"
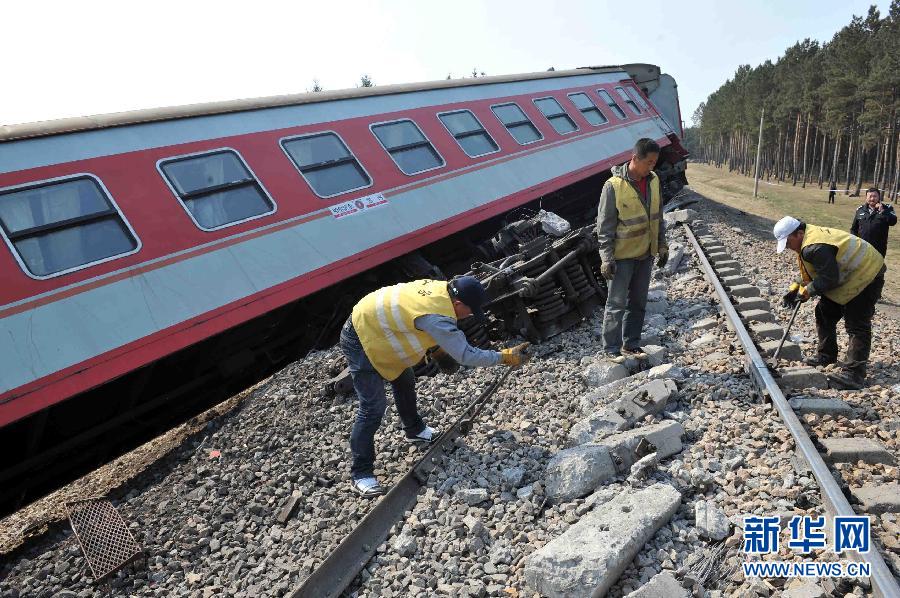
[
  {"x1": 796, "y1": 285, "x2": 810, "y2": 303},
  {"x1": 782, "y1": 282, "x2": 800, "y2": 307},
  {"x1": 500, "y1": 342, "x2": 531, "y2": 367}
]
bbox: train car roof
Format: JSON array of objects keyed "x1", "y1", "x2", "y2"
[{"x1": 0, "y1": 65, "x2": 639, "y2": 143}]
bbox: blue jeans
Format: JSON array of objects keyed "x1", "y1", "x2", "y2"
[
  {"x1": 601, "y1": 256, "x2": 653, "y2": 353},
  {"x1": 340, "y1": 318, "x2": 424, "y2": 479}
]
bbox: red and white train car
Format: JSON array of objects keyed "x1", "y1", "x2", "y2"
[{"x1": 0, "y1": 63, "x2": 687, "y2": 511}]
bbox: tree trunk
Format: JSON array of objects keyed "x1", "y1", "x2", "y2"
[
  {"x1": 774, "y1": 128, "x2": 782, "y2": 180},
  {"x1": 746, "y1": 132, "x2": 752, "y2": 175},
  {"x1": 801, "y1": 114, "x2": 811, "y2": 187},
  {"x1": 818, "y1": 130, "x2": 827, "y2": 187},
  {"x1": 782, "y1": 126, "x2": 791, "y2": 182},
  {"x1": 892, "y1": 132, "x2": 900, "y2": 203},
  {"x1": 873, "y1": 136, "x2": 882, "y2": 190},
  {"x1": 886, "y1": 109, "x2": 897, "y2": 198},
  {"x1": 844, "y1": 129, "x2": 854, "y2": 194},
  {"x1": 792, "y1": 113, "x2": 802, "y2": 185},
  {"x1": 830, "y1": 130, "x2": 841, "y2": 184},
  {"x1": 889, "y1": 126, "x2": 899, "y2": 202},
  {"x1": 726, "y1": 135, "x2": 734, "y2": 172},
  {"x1": 853, "y1": 141, "x2": 864, "y2": 197}
]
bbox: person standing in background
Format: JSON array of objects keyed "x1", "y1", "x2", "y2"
[{"x1": 850, "y1": 188, "x2": 896, "y2": 257}]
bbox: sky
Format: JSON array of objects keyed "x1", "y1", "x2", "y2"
[{"x1": 1, "y1": 0, "x2": 889, "y2": 128}]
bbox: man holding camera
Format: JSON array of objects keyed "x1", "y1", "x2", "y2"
[{"x1": 851, "y1": 187, "x2": 896, "y2": 257}]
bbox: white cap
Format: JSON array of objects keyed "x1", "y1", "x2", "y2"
[{"x1": 773, "y1": 216, "x2": 801, "y2": 253}]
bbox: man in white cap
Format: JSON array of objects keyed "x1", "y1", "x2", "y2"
[{"x1": 773, "y1": 216, "x2": 886, "y2": 389}]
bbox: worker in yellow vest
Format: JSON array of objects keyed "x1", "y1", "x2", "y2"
[
  {"x1": 340, "y1": 277, "x2": 531, "y2": 497},
  {"x1": 596, "y1": 138, "x2": 669, "y2": 360},
  {"x1": 773, "y1": 216, "x2": 886, "y2": 390}
]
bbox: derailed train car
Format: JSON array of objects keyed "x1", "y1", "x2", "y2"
[{"x1": 0, "y1": 63, "x2": 687, "y2": 513}]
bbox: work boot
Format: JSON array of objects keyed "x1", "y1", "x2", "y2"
[
  {"x1": 602, "y1": 352, "x2": 626, "y2": 364},
  {"x1": 827, "y1": 370, "x2": 865, "y2": 391},
  {"x1": 621, "y1": 347, "x2": 648, "y2": 359},
  {"x1": 804, "y1": 354, "x2": 836, "y2": 367}
]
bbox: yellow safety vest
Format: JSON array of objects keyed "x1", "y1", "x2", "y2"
[
  {"x1": 610, "y1": 173, "x2": 662, "y2": 259},
  {"x1": 799, "y1": 225, "x2": 884, "y2": 305},
  {"x1": 352, "y1": 280, "x2": 457, "y2": 380}
]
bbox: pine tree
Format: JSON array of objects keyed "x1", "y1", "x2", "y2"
[{"x1": 694, "y1": 4, "x2": 900, "y2": 202}]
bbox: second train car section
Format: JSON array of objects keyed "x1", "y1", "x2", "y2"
[{"x1": 0, "y1": 64, "x2": 688, "y2": 513}]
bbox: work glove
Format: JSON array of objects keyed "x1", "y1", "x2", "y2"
[
  {"x1": 782, "y1": 282, "x2": 810, "y2": 306},
  {"x1": 600, "y1": 260, "x2": 616, "y2": 281},
  {"x1": 656, "y1": 247, "x2": 669, "y2": 269},
  {"x1": 782, "y1": 282, "x2": 800, "y2": 307},
  {"x1": 500, "y1": 342, "x2": 531, "y2": 367}
]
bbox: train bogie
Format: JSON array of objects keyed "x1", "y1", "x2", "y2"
[{"x1": 0, "y1": 64, "x2": 687, "y2": 513}]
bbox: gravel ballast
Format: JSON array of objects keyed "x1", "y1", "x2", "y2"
[{"x1": 1, "y1": 189, "x2": 897, "y2": 597}]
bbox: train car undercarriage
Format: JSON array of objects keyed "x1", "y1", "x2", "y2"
[{"x1": 0, "y1": 159, "x2": 686, "y2": 517}]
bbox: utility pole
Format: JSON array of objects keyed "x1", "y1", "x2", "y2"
[{"x1": 753, "y1": 108, "x2": 764, "y2": 198}]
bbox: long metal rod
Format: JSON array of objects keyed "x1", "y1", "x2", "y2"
[
  {"x1": 772, "y1": 300, "x2": 801, "y2": 361},
  {"x1": 683, "y1": 223, "x2": 900, "y2": 598},
  {"x1": 291, "y1": 367, "x2": 513, "y2": 598}
]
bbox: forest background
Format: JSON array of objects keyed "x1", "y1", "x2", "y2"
[{"x1": 684, "y1": 2, "x2": 900, "y2": 201}]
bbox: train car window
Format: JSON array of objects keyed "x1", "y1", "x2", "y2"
[
  {"x1": 281, "y1": 132, "x2": 372, "y2": 198},
  {"x1": 533, "y1": 97, "x2": 578, "y2": 135},
  {"x1": 615, "y1": 86, "x2": 642, "y2": 115},
  {"x1": 625, "y1": 86, "x2": 650, "y2": 111},
  {"x1": 491, "y1": 102, "x2": 543, "y2": 145},
  {"x1": 158, "y1": 149, "x2": 276, "y2": 231},
  {"x1": 438, "y1": 110, "x2": 499, "y2": 158},
  {"x1": 597, "y1": 89, "x2": 627, "y2": 119},
  {"x1": 0, "y1": 175, "x2": 139, "y2": 278},
  {"x1": 370, "y1": 119, "x2": 445, "y2": 175},
  {"x1": 567, "y1": 93, "x2": 609, "y2": 126}
]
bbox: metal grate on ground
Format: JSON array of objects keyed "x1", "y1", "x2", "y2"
[{"x1": 65, "y1": 497, "x2": 143, "y2": 581}]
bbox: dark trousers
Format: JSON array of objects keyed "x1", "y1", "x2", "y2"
[
  {"x1": 814, "y1": 273, "x2": 884, "y2": 376},
  {"x1": 828, "y1": 191, "x2": 835, "y2": 204},
  {"x1": 339, "y1": 318, "x2": 424, "y2": 479},
  {"x1": 601, "y1": 256, "x2": 653, "y2": 353}
]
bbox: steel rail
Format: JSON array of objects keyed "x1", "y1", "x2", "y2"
[
  {"x1": 290, "y1": 367, "x2": 514, "y2": 598},
  {"x1": 683, "y1": 223, "x2": 900, "y2": 598}
]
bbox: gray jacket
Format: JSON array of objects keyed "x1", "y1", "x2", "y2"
[{"x1": 596, "y1": 163, "x2": 667, "y2": 263}]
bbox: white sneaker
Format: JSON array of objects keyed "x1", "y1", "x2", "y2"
[
  {"x1": 406, "y1": 425, "x2": 438, "y2": 444},
  {"x1": 350, "y1": 477, "x2": 384, "y2": 497}
]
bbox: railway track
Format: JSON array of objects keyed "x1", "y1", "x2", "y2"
[
  {"x1": 290, "y1": 218, "x2": 900, "y2": 598},
  {"x1": 2, "y1": 194, "x2": 898, "y2": 597},
  {"x1": 294, "y1": 368, "x2": 514, "y2": 598},
  {"x1": 683, "y1": 221, "x2": 900, "y2": 598}
]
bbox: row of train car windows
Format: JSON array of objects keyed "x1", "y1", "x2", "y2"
[{"x1": 0, "y1": 86, "x2": 648, "y2": 279}]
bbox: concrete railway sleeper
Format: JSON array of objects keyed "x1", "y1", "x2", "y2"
[{"x1": 682, "y1": 221, "x2": 900, "y2": 598}]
